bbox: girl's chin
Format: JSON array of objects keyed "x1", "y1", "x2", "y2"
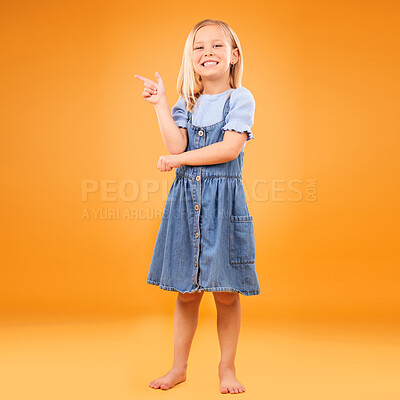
[
  {"x1": 197, "y1": 68, "x2": 218, "y2": 73},
  {"x1": 196, "y1": 67, "x2": 225, "y2": 75}
]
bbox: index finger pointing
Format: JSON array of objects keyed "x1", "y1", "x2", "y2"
[{"x1": 134, "y1": 74, "x2": 156, "y2": 86}]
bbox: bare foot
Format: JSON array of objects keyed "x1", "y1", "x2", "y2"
[
  {"x1": 218, "y1": 364, "x2": 245, "y2": 394},
  {"x1": 149, "y1": 366, "x2": 187, "y2": 390}
]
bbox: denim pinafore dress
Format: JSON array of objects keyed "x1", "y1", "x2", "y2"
[{"x1": 147, "y1": 92, "x2": 261, "y2": 296}]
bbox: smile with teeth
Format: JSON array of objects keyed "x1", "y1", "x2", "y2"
[{"x1": 202, "y1": 61, "x2": 219, "y2": 68}]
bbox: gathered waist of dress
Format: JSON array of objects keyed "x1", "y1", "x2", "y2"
[{"x1": 175, "y1": 165, "x2": 242, "y2": 180}]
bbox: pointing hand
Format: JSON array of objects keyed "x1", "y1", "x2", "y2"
[{"x1": 134, "y1": 72, "x2": 166, "y2": 105}]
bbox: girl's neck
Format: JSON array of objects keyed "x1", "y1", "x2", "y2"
[
  {"x1": 201, "y1": 80, "x2": 232, "y2": 96},
  {"x1": 201, "y1": 88, "x2": 232, "y2": 97}
]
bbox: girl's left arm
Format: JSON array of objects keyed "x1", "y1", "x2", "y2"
[
  {"x1": 157, "y1": 131, "x2": 248, "y2": 171},
  {"x1": 179, "y1": 131, "x2": 248, "y2": 165}
]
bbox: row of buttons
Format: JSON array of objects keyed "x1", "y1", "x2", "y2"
[
  {"x1": 194, "y1": 152, "x2": 202, "y2": 269},
  {"x1": 195, "y1": 174, "x2": 200, "y2": 210},
  {"x1": 196, "y1": 130, "x2": 203, "y2": 255},
  {"x1": 195, "y1": 175, "x2": 200, "y2": 233}
]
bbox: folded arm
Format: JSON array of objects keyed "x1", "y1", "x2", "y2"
[{"x1": 178, "y1": 130, "x2": 248, "y2": 166}]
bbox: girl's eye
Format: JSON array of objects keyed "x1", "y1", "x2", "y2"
[{"x1": 194, "y1": 44, "x2": 223, "y2": 50}]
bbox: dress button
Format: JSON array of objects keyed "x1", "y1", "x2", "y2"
[
  {"x1": 198, "y1": 130, "x2": 204, "y2": 136},
  {"x1": 195, "y1": 232, "x2": 199, "y2": 238},
  {"x1": 196, "y1": 175, "x2": 200, "y2": 181},
  {"x1": 195, "y1": 204, "x2": 199, "y2": 210}
]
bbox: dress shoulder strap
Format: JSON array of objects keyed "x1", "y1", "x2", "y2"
[
  {"x1": 188, "y1": 105, "x2": 192, "y2": 124},
  {"x1": 222, "y1": 91, "x2": 232, "y2": 119}
]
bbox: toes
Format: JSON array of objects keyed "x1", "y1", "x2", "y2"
[
  {"x1": 221, "y1": 385, "x2": 244, "y2": 394},
  {"x1": 160, "y1": 384, "x2": 170, "y2": 390}
]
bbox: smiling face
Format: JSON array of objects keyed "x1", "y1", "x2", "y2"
[{"x1": 192, "y1": 24, "x2": 239, "y2": 84}]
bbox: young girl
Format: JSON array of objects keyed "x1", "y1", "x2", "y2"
[{"x1": 135, "y1": 19, "x2": 260, "y2": 394}]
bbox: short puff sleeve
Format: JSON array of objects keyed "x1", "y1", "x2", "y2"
[
  {"x1": 171, "y1": 96, "x2": 188, "y2": 129},
  {"x1": 222, "y1": 87, "x2": 255, "y2": 141}
]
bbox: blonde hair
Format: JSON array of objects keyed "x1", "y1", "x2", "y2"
[{"x1": 176, "y1": 19, "x2": 244, "y2": 113}]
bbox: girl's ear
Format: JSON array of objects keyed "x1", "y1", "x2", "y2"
[{"x1": 232, "y1": 47, "x2": 240, "y2": 64}]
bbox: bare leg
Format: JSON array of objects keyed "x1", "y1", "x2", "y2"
[
  {"x1": 213, "y1": 292, "x2": 245, "y2": 394},
  {"x1": 149, "y1": 290, "x2": 204, "y2": 390}
]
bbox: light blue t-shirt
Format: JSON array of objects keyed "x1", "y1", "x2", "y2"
[{"x1": 171, "y1": 87, "x2": 256, "y2": 146}]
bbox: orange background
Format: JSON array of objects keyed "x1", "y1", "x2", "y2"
[
  {"x1": 2, "y1": 0, "x2": 399, "y2": 321},
  {"x1": 1, "y1": 1, "x2": 400, "y2": 398}
]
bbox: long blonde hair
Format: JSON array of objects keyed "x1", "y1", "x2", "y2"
[{"x1": 176, "y1": 19, "x2": 244, "y2": 113}]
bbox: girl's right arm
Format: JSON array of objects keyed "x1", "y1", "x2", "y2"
[{"x1": 134, "y1": 72, "x2": 187, "y2": 155}]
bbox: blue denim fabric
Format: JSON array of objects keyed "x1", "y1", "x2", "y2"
[{"x1": 147, "y1": 93, "x2": 261, "y2": 296}]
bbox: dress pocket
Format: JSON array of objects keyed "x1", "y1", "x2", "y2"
[{"x1": 229, "y1": 214, "x2": 256, "y2": 264}]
